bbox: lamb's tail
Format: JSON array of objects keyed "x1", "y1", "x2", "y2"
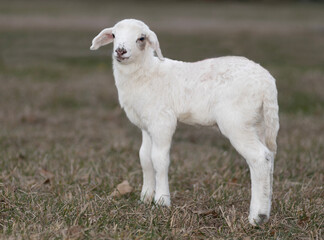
[{"x1": 263, "y1": 78, "x2": 280, "y2": 154}]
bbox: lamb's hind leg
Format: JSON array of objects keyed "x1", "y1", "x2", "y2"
[
  {"x1": 226, "y1": 127, "x2": 274, "y2": 225},
  {"x1": 140, "y1": 130, "x2": 155, "y2": 203}
]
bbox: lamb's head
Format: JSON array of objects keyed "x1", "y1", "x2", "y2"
[{"x1": 90, "y1": 19, "x2": 164, "y2": 64}]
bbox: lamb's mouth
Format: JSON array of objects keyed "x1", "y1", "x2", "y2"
[{"x1": 115, "y1": 56, "x2": 130, "y2": 62}]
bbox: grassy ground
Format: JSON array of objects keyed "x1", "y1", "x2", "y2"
[{"x1": 0, "y1": 1, "x2": 323, "y2": 239}]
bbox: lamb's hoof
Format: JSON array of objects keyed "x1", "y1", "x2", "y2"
[
  {"x1": 154, "y1": 195, "x2": 171, "y2": 207},
  {"x1": 140, "y1": 190, "x2": 155, "y2": 204},
  {"x1": 249, "y1": 213, "x2": 269, "y2": 226}
]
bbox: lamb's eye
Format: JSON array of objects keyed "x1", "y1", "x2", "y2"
[
  {"x1": 112, "y1": 34, "x2": 115, "y2": 38},
  {"x1": 138, "y1": 37, "x2": 145, "y2": 41}
]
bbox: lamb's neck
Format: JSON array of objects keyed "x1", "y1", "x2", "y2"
[{"x1": 113, "y1": 55, "x2": 160, "y2": 87}]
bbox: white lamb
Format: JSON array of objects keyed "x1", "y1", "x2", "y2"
[{"x1": 90, "y1": 19, "x2": 279, "y2": 226}]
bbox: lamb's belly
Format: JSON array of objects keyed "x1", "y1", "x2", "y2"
[{"x1": 178, "y1": 110, "x2": 216, "y2": 126}]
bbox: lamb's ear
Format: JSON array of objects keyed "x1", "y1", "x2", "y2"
[
  {"x1": 147, "y1": 29, "x2": 164, "y2": 61},
  {"x1": 90, "y1": 28, "x2": 114, "y2": 50}
]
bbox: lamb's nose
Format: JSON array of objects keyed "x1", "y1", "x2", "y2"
[{"x1": 115, "y1": 48, "x2": 127, "y2": 56}]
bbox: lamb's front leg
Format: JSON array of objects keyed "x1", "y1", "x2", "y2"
[
  {"x1": 150, "y1": 122, "x2": 176, "y2": 207},
  {"x1": 139, "y1": 130, "x2": 155, "y2": 203}
]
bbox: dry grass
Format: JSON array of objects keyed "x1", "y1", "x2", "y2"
[{"x1": 0, "y1": 1, "x2": 323, "y2": 239}]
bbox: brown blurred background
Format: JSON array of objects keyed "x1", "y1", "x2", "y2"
[{"x1": 0, "y1": 0, "x2": 323, "y2": 239}]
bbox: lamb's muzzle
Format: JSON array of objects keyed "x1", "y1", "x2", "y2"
[
  {"x1": 115, "y1": 47, "x2": 127, "y2": 56},
  {"x1": 90, "y1": 18, "x2": 279, "y2": 226},
  {"x1": 115, "y1": 47, "x2": 129, "y2": 62}
]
